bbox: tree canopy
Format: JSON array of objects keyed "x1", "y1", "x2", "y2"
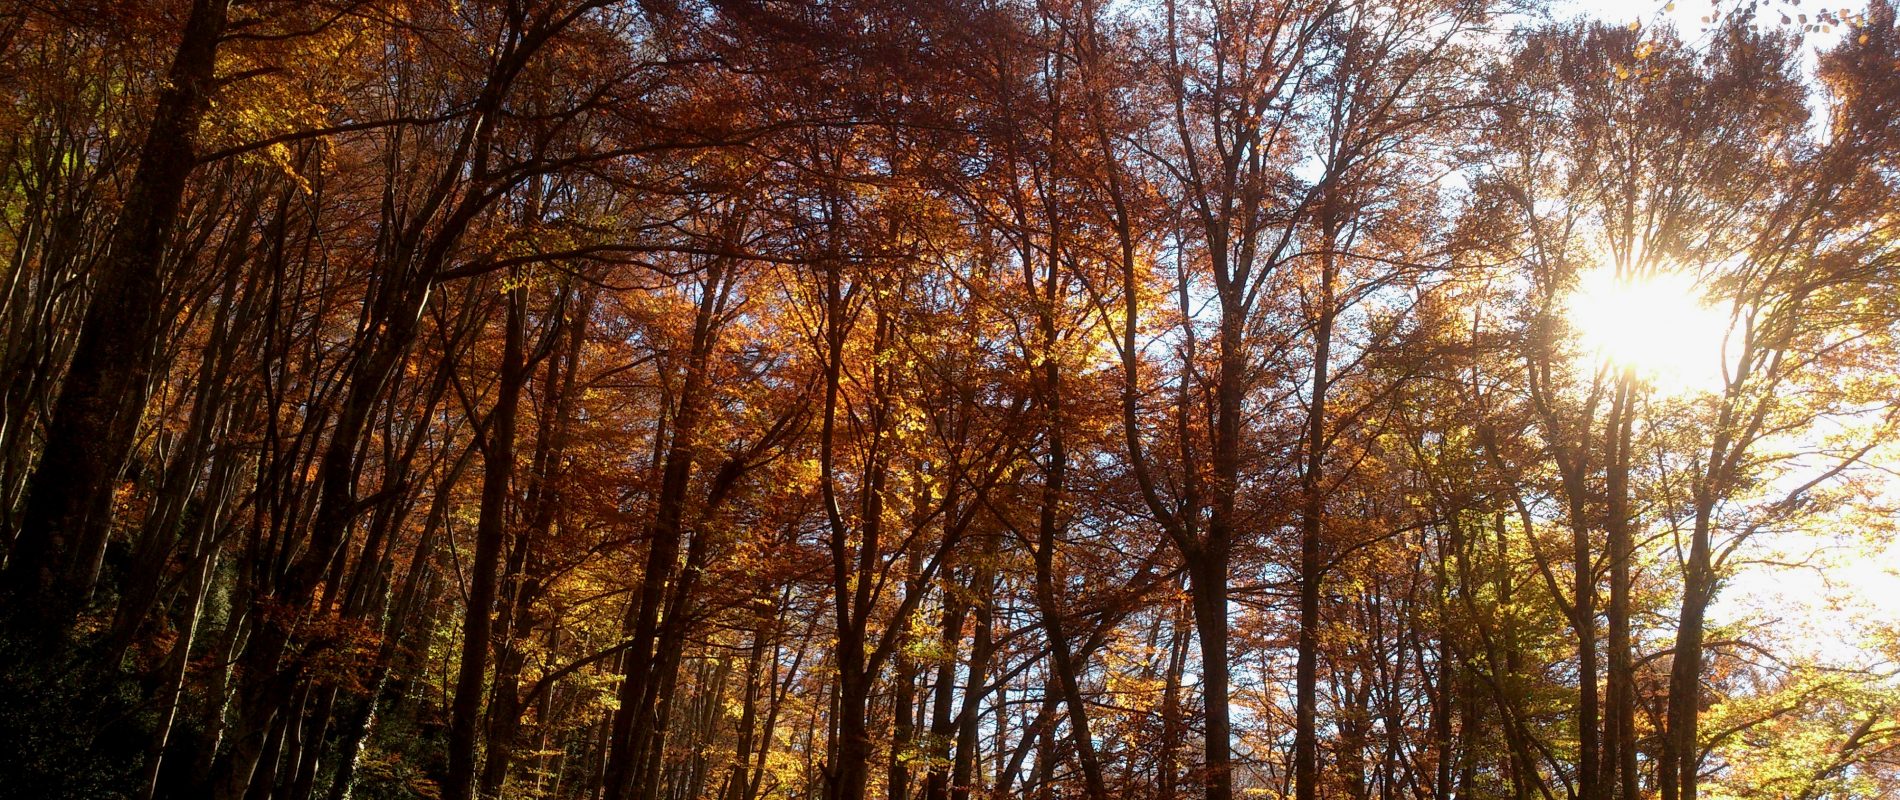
[{"x1": 0, "y1": 1, "x2": 1896, "y2": 800}]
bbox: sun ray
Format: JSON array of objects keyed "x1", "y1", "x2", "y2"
[{"x1": 1565, "y1": 264, "x2": 1733, "y2": 396}]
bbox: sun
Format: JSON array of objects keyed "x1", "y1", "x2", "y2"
[{"x1": 1564, "y1": 265, "x2": 1733, "y2": 396}]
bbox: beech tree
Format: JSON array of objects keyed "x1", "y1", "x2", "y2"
[{"x1": 1, "y1": 2, "x2": 1897, "y2": 800}]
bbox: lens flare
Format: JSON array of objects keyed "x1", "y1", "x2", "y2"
[{"x1": 1565, "y1": 265, "x2": 1732, "y2": 396}]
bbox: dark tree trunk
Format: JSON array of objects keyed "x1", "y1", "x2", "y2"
[
  {"x1": 950, "y1": 531, "x2": 996, "y2": 800},
  {"x1": 1602, "y1": 379, "x2": 1637, "y2": 800},
  {"x1": 446, "y1": 284, "x2": 528, "y2": 800},
  {"x1": 1295, "y1": 248, "x2": 1338, "y2": 800},
  {"x1": 603, "y1": 267, "x2": 723, "y2": 800},
  {"x1": 724, "y1": 620, "x2": 770, "y2": 800},
  {"x1": 1662, "y1": 516, "x2": 1714, "y2": 800},
  {"x1": 478, "y1": 287, "x2": 583, "y2": 800},
  {"x1": 6, "y1": 0, "x2": 231, "y2": 624},
  {"x1": 921, "y1": 583, "x2": 967, "y2": 800}
]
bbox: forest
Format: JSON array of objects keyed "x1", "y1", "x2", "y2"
[{"x1": 0, "y1": 0, "x2": 1896, "y2": 798}]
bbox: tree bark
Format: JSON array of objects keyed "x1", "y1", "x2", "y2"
[
  {"x1": 1295, "y1": 242, "x2": 1339, "y2": 800},
  {"x1": 603, "y1": 265, "x2": 723, "y2": 800},
  {"x1": 1602, "y1": 378, "x2": 1637, "y2": 800},
  {"x1": 6, "y1": 0, "x2": 231, "y2": 622},
  {"x1": 446, "y1": 282, "x2": 528, "y2": 800}
]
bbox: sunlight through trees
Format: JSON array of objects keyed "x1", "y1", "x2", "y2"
[{"x1": 0, "y1": 2, "x2": 1895, "y2": 800}]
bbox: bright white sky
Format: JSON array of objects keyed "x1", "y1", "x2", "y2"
[
  {"x1": 1561, "y1": 0, "x2": 1871, "y2": 64},
  {"x1": 1565, "y1": 0, "x2": 1867, "y2": 32}
]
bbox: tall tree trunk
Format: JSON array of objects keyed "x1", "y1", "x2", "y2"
[
  {"x1": 725, "y1": 618, "x2": 770, "y2": 800},
  {"x1": 1295, "y1": 244, "x2": 1338, "y2": 800},
  {"x1": 478, "y1": 287, "x2": 583, "y2": 799},
  {"x1": 922, "y1": 580, "x2": 967, "y2": 800},
  {"x1": 1602, "y1": 378, "x2": 1636, "y2": 800},
  {"x1": 950, "y1": 531, "x2": 997, "y2": 800},
  {"x1": 1572, "y1": 488, "x2": 1599, "y2": 800},
  {"x1": 634, "y1": 510, "x2": 713, "y2": 800},
  {"x1": 829, "y1": 623, "x2": 874, "y2": 800},
  {"x1": 1158, "y1": 588, "x2": 1190, "y2": 800},
  {"x1": 1027, "y1": 241, "x2": 1109, "y2": 800},
  {"x1": 890, "y1": 612, "x2": 918, "y2": 800},
  {"x1": 817, "y1": 256, "x2": 892, "y2": 800},
  {"x1": 605, "y1": 264, "x2": 724, "y2": 800},
  {"x1": 1194, "y1": 293, "x2": 1247, "y2": 800},
  {"x1": 1663, "y1": 515, "x2": 1714, "y2": 800},
  {"x1": 446, "y1": 283, "x2": 528, "y2": 800},
  {"x1": 1188, "y1": 546, "x2": 1233, "y2": 800},
  {"x1": 5, "y1": 0, "x2": 231, "y2": 622}
]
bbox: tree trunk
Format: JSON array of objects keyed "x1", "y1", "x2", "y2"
[
  {"x1": 604, "y1": 268, "x2": 722, "y2": 800},
  {"x1": 1295, "y1": 247, "x2": 1338, "y2": 800},
  {"x1": 950, "y1": 531, "x2": 997, "y2": 800},
  {"x1": 6, "y1": 0, "x2": 231, "y2": 623},
  {"x1": 725, "y1": 620, "x2": 770, "y2": 800},
  {"x1": 1573, "y1": 490, "x2": 1599, "y2": 800},
  {"x1": 1602, "y1": 379, "x2": 1636, "y2": 800},
  {"x1": 890, "y1": 627, "x2": 918, "y2": 800},
  {"x1": 1662, "y1": 515, "x2": 1714, "y2": 800},
  {"x1": 446, "y1": 283, "x2": 528, "y2": 800},
  {"x1": 478, "y1": 286, "x2": 583, "y2": 799},
  {"x1": 922, "y1": 582, "x2": 967, "y2": 800}
]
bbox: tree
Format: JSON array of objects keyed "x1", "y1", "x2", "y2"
[{"x1": 2, "y1": 3, "x2": 1897, "y2": 800}]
